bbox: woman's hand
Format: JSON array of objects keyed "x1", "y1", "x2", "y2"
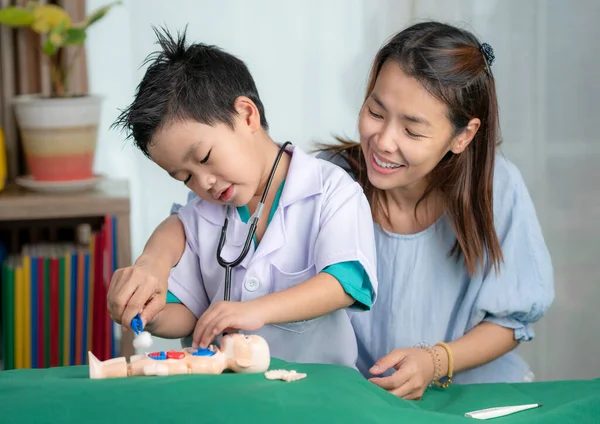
[
  {"x1": 368, "y1": 347, "x2": 438, "y2": 400},
  {"x1": 192, "y1": 301, "x2": 266, "y2": 348}
]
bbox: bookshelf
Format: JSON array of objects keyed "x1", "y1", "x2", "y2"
[{"x1": 0, "y1": 179, "x2": 135, "y2": 365}]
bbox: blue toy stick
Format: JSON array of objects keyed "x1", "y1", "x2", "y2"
[{"x1": 131, "y1": 314, "x2": 143, "y2": 335}]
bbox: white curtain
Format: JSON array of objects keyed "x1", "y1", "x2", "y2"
[{"x1": 87, "y1": 0, "x2": 600, "y2": 380}]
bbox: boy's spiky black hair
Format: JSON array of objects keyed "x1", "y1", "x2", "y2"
[{"x1": 112, "y1": 25, "x2": 268, "y2": 157}]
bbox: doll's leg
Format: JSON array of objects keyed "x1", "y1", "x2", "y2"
[{"x1": 88, "y1": 351, "x2": 128, "y2": 379}]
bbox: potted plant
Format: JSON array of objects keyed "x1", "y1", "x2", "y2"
[{"x1": 0, "y1": 1, "x2": 119, "y2": 183}]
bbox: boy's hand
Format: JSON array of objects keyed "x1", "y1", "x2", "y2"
[
  {"x1": 192, "y1": 301, "x2": 265, "y2": 348},
  {"x1": 107, "y1": 256, "x2": 171, "y2": 330}
]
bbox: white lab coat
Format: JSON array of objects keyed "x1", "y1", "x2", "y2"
[{"x1": 169, "y1": 144, "x2": 378, "y2": 368}]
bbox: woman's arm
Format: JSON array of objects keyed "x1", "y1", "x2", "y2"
[
  {"x1": 435, "y1": 321, "x2": 518, "y2": 377},
  {"x1": 368, "y1": 322, "x2": 518, "y2": 400}
]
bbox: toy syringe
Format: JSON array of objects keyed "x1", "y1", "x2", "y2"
[{"x1": 131, "y1": 314, "x2": 153, "y2": 350}]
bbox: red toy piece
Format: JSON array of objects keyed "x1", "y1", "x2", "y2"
[{"x1": 167, "y1": 350, "x2": 185, "y2": 360}]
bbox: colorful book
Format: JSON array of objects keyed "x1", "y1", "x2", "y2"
[
  {"x1": 22, "y1": 253, "x2": 31, "y2": 369},
  {"x1": 63, "y1": 249, "x2": 71, "y2": 367},
  {"x1": 50, "y1": 254, "x2": 59, "y2": 367},
  {"x1": 1, "y1": 216, "x2": 120, "y2": 370},
  {"x1": 14, "y1": 263, "x2": 22, "y2": 368}
]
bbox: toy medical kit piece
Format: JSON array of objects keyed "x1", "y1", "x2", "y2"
[
  {"x1": 464, "y1": 403, "x2": 542, "y2": 419},
  {"x1": 264, "y1": 369, "x2": 307, "y2": 382},
  {"x1": 131, "y1": 313, "x2": 153, "y2": 349},
  {"x1": 88, "y1": 333, "x2": 271, "y2": 379}
]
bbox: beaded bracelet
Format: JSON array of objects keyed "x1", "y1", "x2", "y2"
[{"x1": 415, "y1": 342, "x2": 441, "y2": 387}]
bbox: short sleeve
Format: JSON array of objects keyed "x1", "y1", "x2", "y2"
[
  {"x1": 166, "y1": 291, "x2": 181, "y2": 303},
  {"x1": 470, "y1": 159, "x2": 554, "y2": 341},
  {"x1": 167, "y1": 202, "x2": 210, "y2": 318},
  {"x1": 321, "y1": 261, "x2": 373, "y2": 310},
  {"x1": 313, "y1": 172, "x2": 378, "y2": 307}
]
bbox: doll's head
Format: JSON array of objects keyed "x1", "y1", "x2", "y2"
[{"x1": 221, "y1": 333, "x2": 270, "y2": 373}]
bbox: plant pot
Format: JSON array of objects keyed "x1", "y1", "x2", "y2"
[{"x1": 12, "y1": 94, "x2": 102, "y2": 182}]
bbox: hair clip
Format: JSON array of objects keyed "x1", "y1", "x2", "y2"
[{"x1": 480, "y1": 42, "x2": 495, "y2": 76}]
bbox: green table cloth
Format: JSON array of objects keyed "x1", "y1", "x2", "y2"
[{"x1": 1, "y1": 358, "x2": 599, "y2": 423}]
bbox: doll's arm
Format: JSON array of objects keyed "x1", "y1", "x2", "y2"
[{"x1": 144, "y1": 303, "x2": 197, "y2": 339}]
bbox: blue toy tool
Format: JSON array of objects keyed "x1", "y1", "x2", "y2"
[
  {"x1": 131, "y1": 314, "x2": 144, "y2": 335},
  {"x1": 193, "y1": 347, "x2": 215, "y2": 357},
  {"x1": 131, "y1": 314, "x2": 153, "y2": 349}
]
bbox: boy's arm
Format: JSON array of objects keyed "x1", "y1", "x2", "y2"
[
  {"x1": 144, "y1": 303, "x2": 197, "y2": 339},
  {"x1": 253, "y1": 273, "x2": 353, "y2": 323},
  {"x1": 193, "y1": 273, "x2": 353, "y2": 348},
  {"x1": 107, "y1": 214, "x2": 187, "y2": 329},
  {"x1": 137, "y1": 214, "x2": 186, "y2": 270}
]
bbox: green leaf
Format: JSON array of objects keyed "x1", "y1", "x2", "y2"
[
  {"x1": 64, "y1": 27, "x2": 86, "y2": 45},
  {"x1": 42, "y1": 20, "x2": 66, "y2": 55},
  {"x1": 83, "y1": 1, "x2": 121, "y2": 28},
  {"x1": 0, "y1": 6, "x2": 35, "y2": 27},
  {"x1": 42, "y1": 37, "x2": 58, "y2": 55}
]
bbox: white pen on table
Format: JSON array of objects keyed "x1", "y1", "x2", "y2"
[{"x1": 465, "y1": 403, "x2": 542, "y2": 420}]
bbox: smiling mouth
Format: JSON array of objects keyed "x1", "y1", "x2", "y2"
[{"x1": 372, "y1": 152, "x2": 404, "y2": 169}]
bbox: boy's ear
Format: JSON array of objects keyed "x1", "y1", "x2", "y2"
[{"x1": 234, "y1": 96, "x2": 261, "y2": 132}]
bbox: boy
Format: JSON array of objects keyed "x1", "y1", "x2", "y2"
[{"x1": 109, "y1": 27, "x2": 377, "y2": 368}]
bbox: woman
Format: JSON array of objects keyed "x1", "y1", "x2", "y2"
[
  {"x1": 317, "y1": 21, "x2": 554, "y2": 399},
  {"x1": 107, "y1": 21, "x2": 553, "y2": 400}
]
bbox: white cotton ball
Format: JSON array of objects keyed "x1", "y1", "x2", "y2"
[{"x1": 133, "y1": 331, "x2": 153, "y2": 350}]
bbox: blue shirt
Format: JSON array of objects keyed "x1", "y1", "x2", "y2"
[{"x1": 325, "y1": 151, "x2": 554, "y2": 384}]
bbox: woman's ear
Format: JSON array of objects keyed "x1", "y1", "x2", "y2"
[
  {"x1": 233, "y1": 96, "x2": 262, "y2": 132},
  {"x1": 451, "y1": 118, "x2": 481, "y2": 154}
]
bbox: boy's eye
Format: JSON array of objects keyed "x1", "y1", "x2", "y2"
[
  {"x1": 200, "y1": 149, "x2": 211, "y2": 164},
  {"x1": 183, "y1": 174, "x2": 192, "y2": 185}
]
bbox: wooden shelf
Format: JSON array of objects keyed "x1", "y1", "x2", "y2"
[{"x1": 0, "y1": 180, "x2": 130, "y2": 221}]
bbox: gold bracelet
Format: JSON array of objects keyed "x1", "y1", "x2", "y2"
[
  {"x1": 415, "y1": 342, "x2": 441, "y2": 387},
  {"x1": 434, "y1": 341, "x2": 454, "y2": 388}
]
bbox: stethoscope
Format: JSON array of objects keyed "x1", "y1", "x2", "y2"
[{"x1": 217, "y1": 141, "x2": 291, "y2": 301}]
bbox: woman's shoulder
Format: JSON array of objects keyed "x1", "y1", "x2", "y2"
[
  {"x1": 491, "y1": 152, "x2": 546, "y2": 242},
  {"x1": 315, "y1": 149, "x2": 357, "y2": 180},
  {"x1": 492, "y1": 152, "x2": 531, "y2": 206}
]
